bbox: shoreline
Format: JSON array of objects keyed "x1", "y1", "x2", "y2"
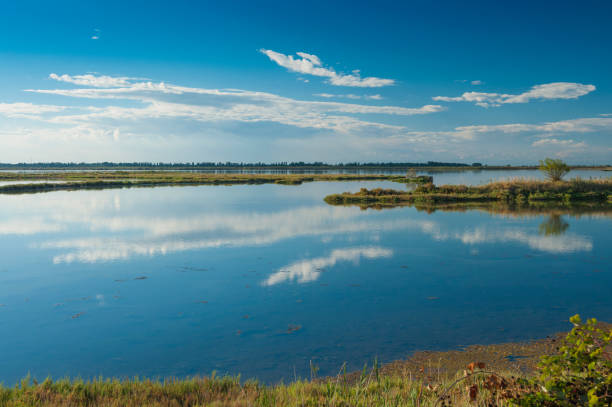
[{"x1": 0, "y1": 332, "x2": 564, "y2": 406}]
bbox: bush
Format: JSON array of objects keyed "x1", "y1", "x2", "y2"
[
  {"x1": 539, "y1": 159, "x2": 570, "y2": 182},
  {"x1": 513, "y1": 315, "x2": 612, "y2": 406}
]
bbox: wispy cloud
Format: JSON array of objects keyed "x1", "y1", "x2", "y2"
[
  {"x1": 433, "y1": 82, "x2": 595, "y2": 107},
  {"x1": 453, "y1": 116, "x2": 612, "y2": 135},
  {"x1": 49, "y1": 73, "x2": 134, "y2": 87},
  {"x1": 260, "y1": 49, "x2": 395, "y2": 87},
  {"x1": 0, "y1": 102, "x2": 66, "y2": 119},
  {"x1": 4, "y1": 73, "x2": 609, "y2": 163},
  {"x1": 531, "y1": 138, "x2": 586, "y2": 148},
  {"x1": 314, "y1": 93, "x2": 383, "y2": 100},
  {"x1": 26, "y1": 73, "x2": 441, "y2": 134}
]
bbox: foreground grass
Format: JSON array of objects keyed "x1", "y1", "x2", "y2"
[
  {"x1": 0, "y1": 335, "x2": 559, "y2": 406},
  {"x1": 1, "y1": 320, "x2": 606, "y2": 406},
  {"x1": 324, "y1": 178, "x2": 612, "y2": 207},
  {"x1": 0, "y1": 369, "x2": 531, "y2": 407},
  {"x1": 0, "y1": 172, "x2": 432, "y2": 194}
]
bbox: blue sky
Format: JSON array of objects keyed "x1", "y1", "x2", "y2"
[{"x1": 1, "y1": 0, "x2": 611, "y2": 164}]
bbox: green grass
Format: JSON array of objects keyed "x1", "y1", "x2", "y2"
[
  {"x1": 0, "y1": 369, "x2": 531, "y2": 406},
  {"x1": 0, "y1": 333, "x2": 562, "y2": 406}
]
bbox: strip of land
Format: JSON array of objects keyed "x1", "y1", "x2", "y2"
[
  {"x1": 324, "y1": 178, "x2": 612, "y2": 208},
  {"x1": 0, "y1": 162, "x2": 610, "y2": 171},
  {"x1": 0, "y1": 172, "x2": 432, "y2": 194}
]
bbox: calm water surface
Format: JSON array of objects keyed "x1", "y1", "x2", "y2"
[{"x1": 0, "y1": 174, "x2": 611, "y2": 384}]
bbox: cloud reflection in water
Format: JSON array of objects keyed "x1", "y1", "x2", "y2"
[
  {"x1": 0, "y1": 189, "x2": 598, "y2": 264},
  {"x1": 263, "y1": 247, "x2": 393, "y2": 286}
]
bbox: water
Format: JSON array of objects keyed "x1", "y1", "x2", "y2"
[
  {"x1": 0, "y1": 180, "x2": 67, "y2": 187},
  {"x1": 0, "y1": 174, "x2": 611, "y2": 385}
]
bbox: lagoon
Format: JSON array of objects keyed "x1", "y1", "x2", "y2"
[{"x1": 0, "y1": 172, "x2": 611, "y2": 385}]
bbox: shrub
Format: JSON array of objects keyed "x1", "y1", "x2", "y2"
[
  {"x1": 513, "y1": 315, "x2": 612, "y2": 406},
  {"x1": 539, "y1": 158, "x2": 570, "y2": 182}
]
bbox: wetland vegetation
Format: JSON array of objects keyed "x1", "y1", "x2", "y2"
[
  {"x1": 0, "y1": 172, "x2": 433, "y2": 194},
  {"x1": 324, "y1": 178, "x2": 612, "y2": 208},
  {"x1": 2, "y1": 316, "x2": 609, "y2": 406}
]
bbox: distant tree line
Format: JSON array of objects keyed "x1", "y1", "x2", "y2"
[{"x1": 0, "y1": 161, "x2": 484, "y2": 169}]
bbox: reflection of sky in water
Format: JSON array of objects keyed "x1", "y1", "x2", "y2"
[
  {"x1": 0, "y1": 179, "x2": 611, "y2": 384},
  {"x1": 265, "y1": 247, "x2": 394, "y2": 286}
]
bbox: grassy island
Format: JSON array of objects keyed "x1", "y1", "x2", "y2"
[
  {"x1": 324, "y1": 178, "x2": 612, "y2": 208},
  {"x1": 0, "y1": 172, "x2": 433, "y2": 194}
]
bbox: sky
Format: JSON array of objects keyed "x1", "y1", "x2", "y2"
[{"x1": 1, "y1": 0, "x2": 611, "y2": 164}]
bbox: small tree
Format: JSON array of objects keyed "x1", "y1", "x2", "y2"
[{"x1": 539, "y1": 158, "x2": 570, "y2": 182}]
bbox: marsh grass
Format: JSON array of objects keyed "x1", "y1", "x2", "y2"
[
  {"x1": 0, "y1": 335, "x2": 561, "y2": 406},
  {"x1": 0, "y1": 368, "x2": 530, "y2": 407},
  {"x1": 324, "y1": 177, "x2": 612, "y2": 207}
]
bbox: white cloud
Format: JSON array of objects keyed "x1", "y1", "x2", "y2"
[
  {"x1": 49, "y1": 73, "x2": 134, "y2": 87},
  {"x1": 454, "y1": 117, "x2": 612, "y2": 136},
  {"x1": 531, "y1": 138, "x2": 586, "y2": 148},
  {"x1": 314, "y1": 93, "x2": 383, "y2": 100},
  {"x1": 471, "y1": 80, "x2": 483, "y2": 85},
  {"x1": 0, "y1": 102, "x2": 66, "y2": 119},
  {"x1": 433, "y1": 82, "x2": 595, "y2": 107},
  {"x1": 260, "y1": 49, "x2": 395, "y2": 87},
  {"x1": 26, "y1": 74, "x2": 442, "y2": 136},
  {"x1": 4, "y1": 73, "x2": 610, "y2": 163}
]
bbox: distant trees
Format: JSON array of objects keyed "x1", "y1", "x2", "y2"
[
  {"x1": 539, "y1": 158, "x2": 570, "y2": 181},
  {"x1": 0, "y1": 161, "x2": 479, "y2": 170}
]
